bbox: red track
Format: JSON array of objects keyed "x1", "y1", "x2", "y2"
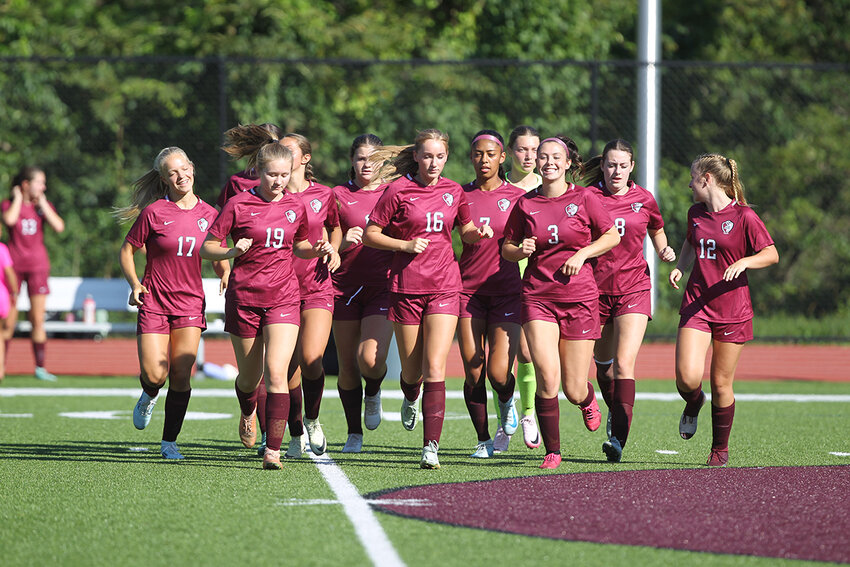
[{"x1": 4, "y1": 338, "x2": 848, "y2": 381}]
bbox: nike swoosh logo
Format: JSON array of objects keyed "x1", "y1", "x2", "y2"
[
  {"x1": 504, "y1": 312, "x2": 514, "y2": 316},
  {"x1": 627, "y1": 304, "x2": 638, "y2": 308},
  {"x1": 529, "y1": 211, "x2": 541, "y2": 215},
  {"x1": 438, "y1": 303, "x2": 449, "y2": 307},
  {"x1": 410, "y1": 197, "x2": 419, "y2": 201},
  {"x1": 251, "y1": 212, "x2": 261, "y2": 216},
  {"x1": 188, "y1": 316, "x2": 199, "y2": 320},
  {"x1": 582, "y1": 329, "x2": 591, "y2": 334},
  {"x1": 724, "y1": 331, "x2": 733, "y2": 335},
  {"x1": 347, "y1": 201, "x2": 358, "y2": 205},
  {"x1": 693, "y1": 222, "x2": 700, "y2": 226},
  {"x1": 379, "y1": 308, "x2": 388, "y2": 311},
  {"x1": 163, "y1": 221, "x2": 174, "y2": 225},
  {"x1": 281, "y1": 313, "x2": 291, "y2": 317}
]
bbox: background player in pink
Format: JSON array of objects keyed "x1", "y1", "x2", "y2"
[
  {"x1": 332, "y1": 133, "x2": 394, "y2": 453},
  {"x1": 201, "y1": 138, "x2": 334, "y2": 470},
  {"x1": 277, "y1": 132, "x2": 342, "y2": 459},
  {"x1": 502, "y1": 135, "x2": 620, "y2": 470},
  {"x1": 584, "y1": 139, "x2": 676, "y2": 462},
  {"x1": 117, "y1": 147, "x2": 229, "y2": 460},
  {"x1": 0, "y1": 228, "x2": 19, "y2": 383},
  {"x1": 669, "y1": 153, "x2": 778, "y2": 467},
  {"x1": 216, "y1": 123, "x2": 283, "y2": 208},
  {"x1": 458, "y1": 130, "x2": 525, "y2": 459},
  {"x1": 2, "y1": 166, "x2": 65, "y2": 381},
  {"x1": 363, "y1": 129, "x2": 493, "y2": 469}
]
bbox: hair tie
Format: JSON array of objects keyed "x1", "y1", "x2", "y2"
[
  {"x1": 540, "y1": 137, "x2": 570, "y2": 154},
  {"x1": 471, "y1": 134, "x2": 503, "y2": 150},
  {"x1": 269, "y1": 138, "x2": 279, "y2": 145}
]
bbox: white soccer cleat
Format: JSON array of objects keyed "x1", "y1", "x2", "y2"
[
  {"x1": 160, "y1": 441, "x2": 185, "y2": 460},
  {"x1": 133, "y1": 391, "x2": 158, "y2": 430},
  {"x1": 284, "y1": 435, "x2": 306, "y2": 459},
  {"x1": 420, "y1": 440, "x2": 440, "y2": 469},
  {"x1": 342, "y1": 433, "x2": 363, "y2": 453},
  {"x1": 363, "y1": 391, "x2": 383, "y2": 430},
  {"x1": 304, "y1": 418, "x2": 327, "y2": 455},
  {"x1": 400, "y1": 396, "x2": 419, "y2": 431},
  {"x1": 470, "y1": 439, "x2": 494, "y2": 459},
  {"x1": 498, "y1": 397, "x2": 520, "y2": 436}
]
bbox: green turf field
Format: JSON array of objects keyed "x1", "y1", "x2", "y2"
[{"x1": 1, "y1": 376, "x2": 848, "y2": 566}]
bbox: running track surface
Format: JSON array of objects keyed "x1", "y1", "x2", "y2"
[{"x1": 4, "y1": 338, "x2": 848, "y2": 380}]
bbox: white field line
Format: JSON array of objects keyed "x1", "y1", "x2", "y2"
[
  {"x1": 2, "y1": 388, "x2": 850, "y2": 404},
  {"x1": 308, "y1": 451, "x2": 405, "y2": 567}
]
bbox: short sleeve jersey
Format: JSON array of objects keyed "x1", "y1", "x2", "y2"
[
  {"x1": 368, "y1": 175, "x2": 472, "y2": 294},
  {"x1": 504, "y1": 184, "x2": 614, "y2": 302},
  {"x1": 208, "y1": 188, "x2": 308, "y2": 307},
  {"x1": 1, "y1": 200, "x2": 54, "y2": 272},
  {"x1": 458, "y1": 181, "x2": 525, "y2": 296},
  {"x1": 216, "y1": 170, "x2": 260, "y2": 209},
  {"x1": 125, "y1": 197, "x2": 218, "y2": 316},
  {"x1": 589, "y1": 181, "x2": 664, "y2": 295},
  {"x1": 681, "y1": 201, "x2": 774, "y2": 322},
  {"x1": 332, "y1": 180, "x2": 392, "y2": 288},
  {"x1": 289, "y1": 182, "x2": 340, "y2": 298}
]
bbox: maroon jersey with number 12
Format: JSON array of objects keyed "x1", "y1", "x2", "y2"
[{"x1": 208, "y1": 189, "x2": 308, "y2": 307}]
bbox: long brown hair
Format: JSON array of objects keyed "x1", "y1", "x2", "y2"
[
  {"x1": 222, "y1": 123, "x2": 284, "y2": 170},
  {"x1": 540, "y1": 134, "x2": 584, "y2": 182},
  {"x1": 283, "y1": 133, "x2": 316, "y2": 182},
  {"x1": 115, "y1": 147, "x2": 192, "y2": 222},
  {"x1": 370, "y1": 129, "x2": 450, "y2": 183},
  {"x1": 583, "y1": 139, "x2": 634, "y2": 188},
  {"x1": 692, "y1": 153, "x2": 748, "y2": 205}
]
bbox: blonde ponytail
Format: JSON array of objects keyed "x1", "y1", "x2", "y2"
[{"x1": 115, "y1": 147, "x2": 190, "y2": 222}]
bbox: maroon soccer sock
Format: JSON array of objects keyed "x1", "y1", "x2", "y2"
[
  {"x1": 400, "y1": 374, "x2": 423, "y2": 402},
  {"x1": 595, "y1": 359, "x2": 615, "y2": 409},
  {"x1": 463, "y1": 381, "x2": 490, "y2": 442},
  {"x1": 139, "y1": 375, "x2": 161, "y2": 399},
  {"x1": 611, "y1": 379, "x2": 635, "y2": 447},
  {"x1": 363, "y1": 371, "x2": 386, "y2": 397},
  {"x1": 711, "y1": 401, "x2": 735, "y2": 450},
  {"x1": 234, "y1": 382, "x2": 258, "y2": 416},
  {"x1": 422, "y1": 381, "x2": 446, "y2": 445},
  {"x1": 302, "y1": 372, "x2": 325, "y2": 420},
  {"x1": 677, "y1": 383, "x2": 705, "y2": 416},
  {"x1": 33, "y1": 341, "x2": 46, "y2": 368},
  {"x1": 162, "y1": 389, "x2": 191, "y2": 443},
  {"x1": 579, "y1": 381, "x2": 596, "y2": 408},
  {"x1": 255, "y1": 380, "x2": 268, "y2": 434},
  {"x1": 535, "y1": 396, "x2": 561, "y2": 455},
  {"x1": 265, "y1": 392, "x2": 291, "y2": 452},
  {"x1": 493, "y1": 373, "x2": 517, "y2": 404},
  {"x1": 288, "y1": 384, "x2": 304, "y2": 436},
  {"x1": 338, "y1": 383, "x2": 364, "y2": 435}
]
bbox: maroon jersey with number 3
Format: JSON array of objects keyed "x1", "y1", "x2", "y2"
[
  {"x1": 208, "y1": 189, "x2": 308, "y2": 307},
  {"x1": 332, "y1": 180, "x2": 392, "y2": 288},
  {"x1": 125, "y1": 197, "x2": 218, "y2": 316},
  {"x1": 368, "y1": 175, "x2": 472, "y2": 294},
  {"x1": 589, "y1": 182, "x2": 664, "y2": 295},
  {"x1": 681, "y1": 201, "x2": 773, "y2": 322},
  {"x1": 459, "y1": 181, "x2": 525, "y2": 295},
  {"x1": 504, "y1": 184, "x2": 614, "y2": 302}
]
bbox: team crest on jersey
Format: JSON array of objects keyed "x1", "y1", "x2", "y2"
[
  {"x1": 442, "y1": 193, "x2": 454, "y2": 206},
  {"x1": 309, "y1": 199, "x2": 322, "y2": 213},
  {"x1": 285, "y1": 209, "x2": 297, "y2": 223},
  {"x1": 722, "y1": 220, "x2": 734, "y2": 234},
  {"x1": 497, "y1": 198, "x2": 511, "y2": 212},
  {"x1": 565, "y1": 203, "x2": 579, "y2": 217},
  {"x1": 197, "y1": 218, "x2": 209, "y2": 232},
  {"x1": 631, "y1": 202, "x2": 644, "y2": 213}
]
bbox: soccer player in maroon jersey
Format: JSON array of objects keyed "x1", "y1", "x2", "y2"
[
  {"x1": 117, "y1": 147, "x2": 230, "y2": 460},
  {"x1": 457, "y1": 130, "x2": 525, "y2": 459},
  {"x1": 201, "y1": 137, "x2": 334, "y2": 470},
  {"x1": 502, "y1": 125, "x2": 543, "y2": 451},
  {"x1": 584, "y1": 139, "x2": 676, "y2": 462},
  {"x1": 216, "y1": 123, "x2": 283, "y2": 209},
  {"x1": 0, "y1": 228, "x2": 18, "y2": 383},
  {"x1": 363, "y1": 129, "x2": 494, "y2": 469},
  {"x1": 502, "y1": 135, "x2": 620, "y2": 470},
  {"x1": 278, "y1": 132, "x2": 342, "y2": 458},
  {"x1": 332, "y1": 134, "x2": 394, "y2": 453},
  {"x1": 2, "y1": 166, "x2": 65, "y2": 381},
  {"x1": 669, "y1": 153, "x2": 778, "y2": 467}
]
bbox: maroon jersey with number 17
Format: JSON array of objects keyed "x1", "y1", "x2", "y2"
[{"x1": 681, "y1": 201, "x2": 774, "y2": 323}]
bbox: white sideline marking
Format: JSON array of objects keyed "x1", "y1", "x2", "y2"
[
  {"x1": 656, "y1": 450, "x2": 679, "y2": 455},
  {"x1": 128, "y1": 447, "x2": 149, "y2": 452},
  {"x1": 829, "y1": 452, "x2": 850, "y2": 457},
  {"x1": 277, "y1": 497, "x2": 431, "y2": 507},
  {"x1": 58, "y1": 410, "x2": 232, "y2": 420},
  {"x1": 0, "y1": 412, "x2": 33, "y2": 418},
  {"x1": 308, "y1": 451, "x2": 406, "y2": 567},
  {"x1": 3, "y1": 387, "x2": 850, "y2": 404}
]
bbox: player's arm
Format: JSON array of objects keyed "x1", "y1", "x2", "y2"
[
  {"x1": 363, "y1": 222, "x2": 429, "y2": 254},
  {"x1": 293, "y1": 238, "x2": 334, "y2": 260},
  {"x1": 649, "y1": 227, "x2": 676, "y2": 262},
  {"x1": 458, "y1": 220, "x2": 494, "y2": 244},
  {"x1": 562, "y1": 226, "x2": 620, "y2": 276},
  {"x1": 501, "y1": 236, "x2": 535, "y2": 262},
  {"x1": 669, "y1": 240, "x2": 695, "y2": 290},
  {"x1": 2, "y1": 186, "x2": 23, "y2": 226},
  {"x1": 37, "y1": 194, "x2": 64, "y2": 233},
  {"x1": 119, "y1": 240, "x2": 147, "y2": 306},
  {"x1": 325, "y1": 225, "x2": 342, "y2": 271},
  {"x1": 200, "y1": 233, "x2": 252, "y2": 260},
  {"x1": 723, "y1": 244, "x2": 779, "y2": 281}
]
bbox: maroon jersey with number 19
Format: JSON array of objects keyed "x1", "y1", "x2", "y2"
[
  {"x1": 681, "y1": 201, "x2": 774, "y2": 323},
  {"x1": 368, "y1": 174, "x2": 472, "y2": 294}
]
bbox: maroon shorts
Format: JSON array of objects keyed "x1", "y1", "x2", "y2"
[
  {"x1": 15, "y1": 268, "x2": 49, "y2": 295},
  {"x1": 300, "y1": 289, "x2": 335, "y2": 313},
  {"x1": 334, "y1": 284, "x2": 390, "y2": 321},
  {"x1": 459, "y1": 292, "x2": 522, "y2": 326},
  {"x1": 389, "y1": 291, "x2": 459, "y2": 324},
  {"x1": 598, "y1": 289, "x2": 652, "y2": 325},
  {"x1": 225, "y1": 300, "x2": 301, "y2": 338},
  {"x1": 679, "y1": 313, "x2": 753, "y2": 343},
  {"x1": 522, "y1": 297, "x2": 601, "y2": 340},
  {"x1": 137, "y1": 310, "x2": 206, "y2": 335}
]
